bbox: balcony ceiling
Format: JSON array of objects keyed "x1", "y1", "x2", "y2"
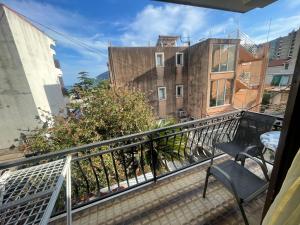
[{"x1": 154, "y1": 0, "x2": 277, "y2": 13}]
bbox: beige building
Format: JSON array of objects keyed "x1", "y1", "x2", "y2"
[
  {"x1": 234, "y1": 45, "x2": 268, "y2": 110},
  {"x1": 109, "y1": 36, "x2": 268, "y2": 120},
  {"x1": 0, "y1": 4, "x2": 66, "y2": 150}
]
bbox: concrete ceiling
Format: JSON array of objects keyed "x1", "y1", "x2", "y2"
[{"x1": 154, "y1": 0, "x2": 277, "y2": 13}]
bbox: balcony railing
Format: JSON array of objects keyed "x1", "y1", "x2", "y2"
[{"x1": 0, "y1": 110, "x2": 282, "y2": 220}]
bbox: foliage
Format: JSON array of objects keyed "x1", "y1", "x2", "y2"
[
  {"x1": 74, "y1": 71, "x2": 96, "y2": 90},
  {"x1": 262, "y1": 92, "x2": 271, "y2": 106},
  {"x1": 21, "y1": 78, "x2": 155, "y2": 154},
  {"x1": 19, "y1": 73, "x2": 187, "y2": 204},
  {"x1": 145, "y1": 118, "x2": 188, "y2": 173}
]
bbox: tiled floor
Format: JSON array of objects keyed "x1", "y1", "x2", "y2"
[{"x1": 52, "y1": 156, "x2": 267, "y2": 225}]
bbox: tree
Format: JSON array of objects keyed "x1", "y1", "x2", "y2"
[
  {"x1": 19, "y1": 74, "x2": 185, "y2": 205},
  {"x1": 75, "y1": 71, "x2": 96, "y2": 90},
  {"x1": 21, "y1": 83, "x2": 155, "y2": 154}
]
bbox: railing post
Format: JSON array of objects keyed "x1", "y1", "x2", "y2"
[
  {"x1": 66, "y1": 156, "x2": 72, "y2": 225},
  {"x1": 149, "y1": 135, "x2": 157, "y2": 182}
]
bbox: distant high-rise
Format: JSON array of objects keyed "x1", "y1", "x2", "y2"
[
  {"x1": 268, "y1": 29, "x2": 300, "y2": 61},
  {"x1": 263, "y1": 28, "x2": 300, "y2": 114}
]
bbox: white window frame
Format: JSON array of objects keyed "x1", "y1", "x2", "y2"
[
  {"x1": 211, "y1": 44, "x2": 236, "y2": 73},
  {"x1": 176, "y1": 85, "x2": 183, "y2": 98},
  {"x1": 158, "y1": 87, "x2": 167, "y2": 101},
  {"x1": 176, "y1": 52, "x2": 184, "y2": 66},
  {"x1": 155, "y1": 52, "x2": 164, "y2": 67},
  {"x1": 209, "y1": 79, "x2": 231, "y2": 107}
]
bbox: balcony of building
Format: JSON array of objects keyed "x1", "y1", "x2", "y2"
[{"x1": 0, "y1": 110, "x2": 283, "y2": 225}]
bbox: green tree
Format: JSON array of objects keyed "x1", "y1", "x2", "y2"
[
  {"x1": 75, "y1": 71, "x2": 96, "y2": 89},
  {"x1": 19, "y1": 75, "x2": 185, "y2": 204},
  {"x1": 21, "y1": 85, "x2": 155, "y2": 154}
]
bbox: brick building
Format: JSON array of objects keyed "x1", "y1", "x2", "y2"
[{"x1": 109, "y1": 36, "x2": 267, "y2": 120}]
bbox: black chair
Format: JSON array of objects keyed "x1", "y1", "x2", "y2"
[
  {"x1": 203, "y1": 152, "x2": 269, "y2": 225},
  {"x1": 213, "y1": 111, "x2": 276, "y2": 167}
]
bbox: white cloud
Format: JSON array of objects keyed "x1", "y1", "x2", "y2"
[
  {"x1": 2, "y1": 0, "x2": 300, "y2": 84},
  {"x1": 120, "y1": 4, "x2": 207, "y2": 46},
  {"x1": 203, "y1": 17, "x2": 237, "y2": 38},
  {"x1": 2, "y1": 0, "x2": 110, "y2": 84},
  {"x1": 285, "y1": 0, "x2": 300, "y2": 9},
  {"x1": 249, "y1": 15, "x2": 300, "y2": 43}
]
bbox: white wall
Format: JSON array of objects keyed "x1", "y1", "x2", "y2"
[
  {"x1": 5, "y1": 6, "x2": 66, "y2": 121},
  {"x1": 0, "y1": 5, "x2": 66, "y2": 150}
]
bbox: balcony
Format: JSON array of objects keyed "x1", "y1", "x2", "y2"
[{"x1": 0, "y1": 110, "x2": 282, "y2": 225}]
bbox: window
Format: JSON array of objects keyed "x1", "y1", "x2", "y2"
[
  {"x1": 158, "y1": 87, "x2": 166, "y2": 100},
  {"x1": 176, "y1": 85, "x2": 183, "y2": 97},
  {"x1": 240, "y1": 71, "x2": 251, "y2": 83},
  {"x1": 211, "y1": 44, "x2": 236, "y2": 72},
  {"x1": 176, "y1": 52, "x2": 184, "y2": 66},
  {"x1": 210, "y1": 79, "x2": 232, "y2": 107},
  {"x1": 155, "y1": 52, "x2": 164, "y2": 67},
  {"x1": 285, "y1": 63, "x2": 289, "y2": 70},
  {"x1": 271, "y1": 75, "x2": 289, "y2": 86}
]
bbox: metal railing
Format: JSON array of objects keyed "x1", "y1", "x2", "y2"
[{"x1": 0, "y1": 110, "x2": 282, "y2": 217}]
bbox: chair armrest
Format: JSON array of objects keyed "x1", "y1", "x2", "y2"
[
  {"x1": 210, "y1": 165, "x2": 240, "y2": 199},
  {"x1": 237, "y1": 152, "x2": 269, "y2": 181},
  {"x1": 212, "y1": 132, "x2": 232, "y2": 147}
]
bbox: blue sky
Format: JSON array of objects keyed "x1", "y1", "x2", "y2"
[{"x1": 2, "y1": 0, "x2": 300, "y2": 85}]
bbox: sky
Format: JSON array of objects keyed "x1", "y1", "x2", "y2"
[{"x1": 1, "y1": 0, "x2": 300, "y2": 85}]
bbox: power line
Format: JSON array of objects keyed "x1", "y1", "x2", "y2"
[
  {"x1": 19, "y1": 11, "x2": 156, "y2": 74},
  {"x1": 18, "y1": 12, "x2": 108, "y2": 57}
]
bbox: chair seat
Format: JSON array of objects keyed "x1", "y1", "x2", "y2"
[
  {"x1": 215, "y1": 142, "x2": 246, "y2": 158},
  {"x1": 210, "y1": 160, "x2": 268, "y2": 201}
]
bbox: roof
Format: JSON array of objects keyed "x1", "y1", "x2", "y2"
[
  {"x1": 156, "y1": 35, "x2": 180, "y2": 47},
  {"x1": 154, "y1": 0, "x2": 277, "y2": 13},
  {"x1": 268, "y1": 59, "x2": 288, "y2": 67}
]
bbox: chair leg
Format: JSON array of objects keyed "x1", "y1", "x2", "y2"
[
  {"x1": 235, "y1": 155, "x2": 246, "y2": 167},
  {"x1": 203, "y1": 167, "x2": 211, "y2": 198},
  {"x1": 260, "y1": 151, "x2": 268, "y2": 173},
  {"x1": 237, "y1": 201, "x2": 249, "y2": 225}
]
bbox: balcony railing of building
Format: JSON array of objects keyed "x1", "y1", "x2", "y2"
[
  {"x1": 54, "y1": 59, "x2": 61, "y2": 69},
  {"x1": 0, "y1": 110, "x2": 282, "y2": 224}
]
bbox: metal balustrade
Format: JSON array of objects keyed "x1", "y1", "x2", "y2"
[{"x1": 0, "y1": 110, "x2": 282, "y2": 220}]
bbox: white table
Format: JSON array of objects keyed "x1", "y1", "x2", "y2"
[
  {"x1": 0, "y1": 156, "x2": 71, "y2": 225},
  {"x1": 260, "y1": 131, "x2": 281, "y2": 152}
]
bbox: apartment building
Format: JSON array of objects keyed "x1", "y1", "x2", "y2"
[
  {"x1": 0, "y1": 4, "x2": 66, "y2": 150},
  {"x1": 109, "y1": 36, "x2": 266, "y2": 120},
  {"x1": 265, "y1": 28, "x2": 300, "y2": 87},
  {"x1": 261, "y1": 28, "x2": 300, "y2": 113}
]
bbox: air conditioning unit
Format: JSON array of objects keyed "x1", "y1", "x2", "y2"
[
  {"x1": 177, "y1": 109, "x2": 187, "y2": 118},
  {"x1": 180, "y1": 118, "x2": 189, "y2": 123}
]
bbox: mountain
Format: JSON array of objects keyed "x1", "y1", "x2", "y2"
[{"x1": 96, "y1": 71, "x2": 109, "y2": 81}]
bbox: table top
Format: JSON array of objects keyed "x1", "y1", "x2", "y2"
[
  {"x1": 0, "y1": 157, "x2": 70, "y2": 225},
  {"x1": 260, "y1": 131, "x2": 281, "y2": 152}
]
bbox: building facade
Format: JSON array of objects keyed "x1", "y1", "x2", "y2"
[
  {"x1": 109, "y1": 36, "x2": 266, "y2": 120},
  {"x1": 0, "y1": 4, "x2": 66, "y2": 150},
  {"x1": 262, "y1": 28, "x2": 300, "y2": 113},
  {"x1": 234, "y1": 45, "x2": 268, "y2": 110},
  {"x1": 265, "y1": 28, "x2": 300, "y2": 88}
]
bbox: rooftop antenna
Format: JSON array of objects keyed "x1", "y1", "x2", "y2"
[
  {"x1": 180, "y1": 34, "x2": 191, "y2": 46},
  {"x1": 266, "y1": 19, "x2": 272, "y2": 43},
  {"x1": 236, "y1": 16, "x2": 240, "y2": 39}
]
